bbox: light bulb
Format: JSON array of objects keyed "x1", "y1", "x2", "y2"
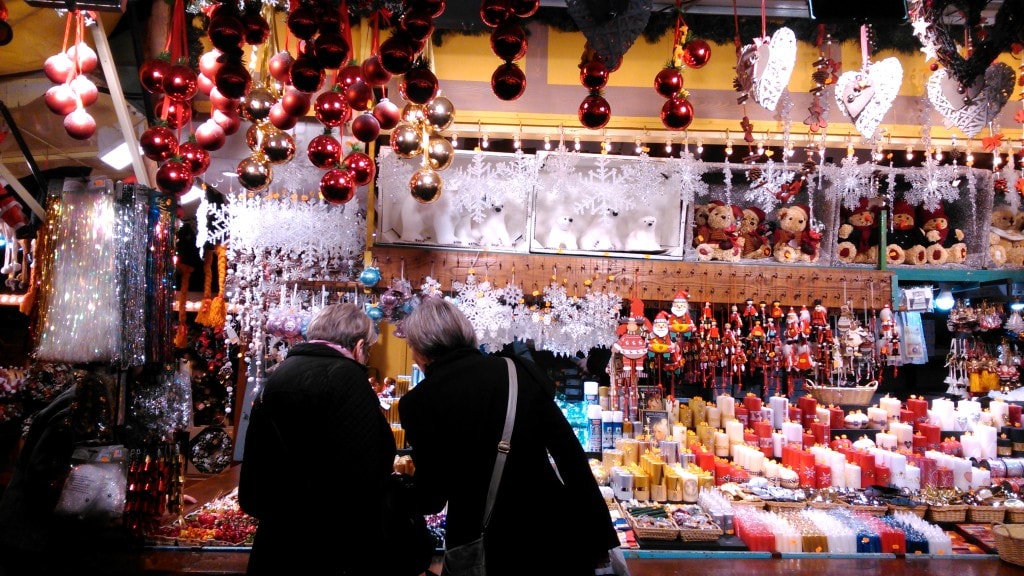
[
  {"x1": 451, "y1": 132, "x2": 458, "y2": 148},
  {"x1": 481, "y1": 133, "x2": 489, "y2": 148},
  {"x1": 725, "y1": 141, "x2": 733, "y2": 156},
  {"x1": 1011, "y1": 299, "x2": 1024, "y2": 313},
  {"x1": 574, "y1": 135, "x2": 581, "y2": 151},
  {"x1": 993, "y1": 153, "x2": 1002, "y2": 167},
  {"x1": 696, "y1": 139, "x2": 704, "y2": 154},
  {"x1": 935, "y1": 288, "x2": 955, "y2": 312},
  {"x1": 514, "y1": 135, "x2": 521, "y2": 149},
  {"x1": 905, "y1": 146, "x2": 914, "y2": 161},
  {"x1": 665, "y1": 138, "x2": 672, "y2": 153},
  {"x1": 846, "y1": 142, "x2": 854, "y2": 157},
  {"x1": 966, "y1": 151, "x2": 974, "y2": 165},
  {"x1": 933, "y1": 146, "x2": 942, "y2": 161},
  {"x1": 635, "y1": 137, "x2": 643, "y2": 154},
  {"x1": 757, "y1": 141, "x2": 765, "y2": 155},
  {"x1": 543, "y1": 135, "x2": 551, "y2": 150}
]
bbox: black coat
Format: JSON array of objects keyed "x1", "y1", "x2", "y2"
[
  {"x1": 399, "y1": 349, "x2": 619, "y2": 576},
  {"x1": 239, "y1": 342, "x2": 396, "y2": 576}
]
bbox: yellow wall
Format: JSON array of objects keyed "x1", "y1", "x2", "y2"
[{"x1": 368, "y1": 321, "x2": 414, "y2": 382}]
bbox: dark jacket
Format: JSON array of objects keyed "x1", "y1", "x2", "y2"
[
  {"x1": 239, "y1": 342, "x2": 397, "y2": 576},
  {"x1": 399, "y1": 349, "x2": 619, "y2": 576}
]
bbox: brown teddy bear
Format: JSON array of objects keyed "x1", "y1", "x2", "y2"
[
  {"x1": 989, "y1": 206, "x2": 1024, "y2": 267},
  {"x1": 694, "y1": 201, "x2": 744, "y2": 261},
  {"x1": 836, "y1": 198, "x2": 879, "y2": 264},
  {"x1": 739, "y1": 206, "x2": 772, "y2": 259},
  {"x1": 690, "y1": 203, "x2": 710, "y2": 248},
  {"x1": 772, "y1": 204, "x2": 820, "y2": 263},
  {"x1": 885, "y1": 199, "x2": 928, "y2": 266},
  {"x1": 920, "y1": 203, "x2": 967, "y2": 265}
]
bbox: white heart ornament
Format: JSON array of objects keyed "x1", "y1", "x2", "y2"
[
  {"x1": 834, "y1": 57, "x2": 903, "y2": 139},
  {"x1": 748, "y1": 27, "x2": 796, "y2": 112},
  {"x1": 926, "y1": 63, "x2": 1014, "y2": 138}
]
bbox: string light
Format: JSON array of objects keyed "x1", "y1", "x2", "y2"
[
  {"x1": 993, "y1": 151, "x2": 1002, "y2": 167},
  {"x1": 451, "y1": 132, "x2": 458, "y2": 148},
  {"x1": 481, "y1": 133, "x2": 489, "y2": 148},
  {"x1": 634, "y1": 136, "x2": 643, "y2": 154},
  {"x1": 665, "y1": 138, "x2": 672, "y2": 153},
  {"x1": 514, "y1": 125, "x2": 521, "y2": 150},
  {"x1": 757, "y1": 139, "x2": 765, "y2": 156},
  {"x1": 603, "y1": 137, "x2": 612, "y2": 153},
  {"x1": 933, "y1": 146, "x2": 942, "y2": 162},
  {"x1": 696, "y1": 139, "x2": 704, "y2": 155},
  {"x1": 543, "y1": 134, "x2": 551, "y2": 150},
  {"x1": 965, "y1": 140, "x2": 974, "y2": 166},
  {"x1": 573, "y1": 135, "x2": 581, "y2": 151},
  {"x1": 872, "y1": 140, "x2": 884, "y2": 162},
  {"x1": 905, "y1": 145, "x2": 914, "y2": 161}
]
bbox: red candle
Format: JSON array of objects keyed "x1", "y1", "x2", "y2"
[
  {"x1": 828, "y1": 406, "x2": 845, "y2": 430},
  {"x1": 743, "y1": 394, "x2": 762, "y2": 413},
  {"x1": 912, "y1": 433, "x2": 927, "y2": 456},
  {"x1": 899, "y1": 409, "x2": 916, "y2": 428},
  {"x1": 715, "y1": 459, "x2": 731, "y2": 485},
  {"x1": 940, "y1": 436, "x2": 962, "y2": 457},
  {"x1": 798, "y1": 450, "x2": 816, "y2": 488},
  {"x1": 831, "y1": 436, "x2": 852, "y2": 451},
  {"x1": 811, "y1": 421, "x2": 829, "y2": 446},
  {"x1": 1009, "y1": 404, "x2": 1022, "y2": 427},
  {"x1": 918, "y1": 423, "x2": 941, "y2": 450},
  {"x1": 782, "y1": 444, "x2": 800, "y2": 468},
  {"x1": 789, "y1": 406, "x2": 802, "y2": 424},
  {"x1": 815, "y1": 463, "x2": 832, "y2": 488},
  {"x1": 744, "y1": 431, "x2": 758, "y2": 445},
  {"x1": 876, "y1": 464, "x2": 891, "y2": 487},
  {"x1": 858, "y1": 451, "x2": 876, "y2": 487},
  {"x1": 697, "y1": 449, "x2": 715, "y2": 473},
  {"x1": 906, "y1": 396, "x2": 929, "y2": 423},
  {"x1": 919, "y1": 457, "x2": 937, "y2": 488},
  {"x1": 935, "y1": 467, "x2": 954, "y2": 488},
  {"x1": 798, "y1": 396, "x2": 818, "y2": 417},
  {"x1": 802, "y1": 431, "x2": 816, "y2": 449},
  {"x1": 736, "y1": 406, "x2": 749, "y2": 427},
  {"x1": 754, "y1": 420, "x2": 773, "y2": 438}
]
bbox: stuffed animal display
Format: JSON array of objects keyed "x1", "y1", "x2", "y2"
[
  {"x1": 989, "y1": 206, "x2": 1024, "y2": 267},
  {"x1": 771, "y1": 204, "x2": 820, "y2": 263},
  {"x1": 739, "y1": 206, "x2": 772, "y2": 259},
  {"x1": 920, "y1": 203, "x2": 967, "y2": 265},
  {"x1": 694, "y1": 201, "x2": 744, "y2": 261},
  {"x1": 836, "y1": 199, "x2": 879, "y2": 265},
  {"x1": 885, "y1": 200, "x2": 928, "y2": 266}
]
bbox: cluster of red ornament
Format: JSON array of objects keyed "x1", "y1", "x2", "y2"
[
  {"x1": 43, "y1": 11, "x2": 100, "y2": 141},
  {"x1": 655, "y1": 38, "x2": 709, "y2": 132},
  {"x1": 480, "y1": 0, "x2": 539, "y2": 101},
  {"x1": 578, "y1": 53, "x2": 613, "y2": 130}
]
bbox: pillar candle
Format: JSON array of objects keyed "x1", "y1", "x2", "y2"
[
  {"x1": 769, "y1": 396, "x2": 789, "y2": 428},
  {"x1": 743, "y1": 393, "x2": 762, "y2": 412},
  {"x1": 876, "y1": 431, "x2": 898, "y2": 451},
  {"x1": 918, "y1": 423, "x2": 941, "y2": 451},
  {"x1": 876, "y1": 464, "x2": 891, "y2": 487},
  {"x1": 932, "y1": 398, "x2": 956, "y2": 431},
  {"x1": 736, "y1": 406, "x2": 749, "y2": 427},
  {"x1": 829, "y1": 406, "x2": 845, "y2": 430},
  {"x1": 747, "y1": 449, "x2": 765, "y2": 475},
  {"x1": 811, "y1": 421, "x2": 830, "y2": 445},
  {"x1": 816, "y1": 407, "x2": 831, "y2": 427},
  {"x1": 890, "y1": 422, "x2": 914, "y2": 450},
  {"x1": 802, "y1": 431, "x2": 816, "y2": 449},
  {"x1": 788, "y1": 406, "x2": 803, "y2": 426},
  {"x1": 744, "y1": 430, "x2": 758, "y2": 446},
  {"x1": 904, "y1": 464, "x2": 921, "y2": 491},
  {"x1": 799, "y1": 450, "x2": 816, "y2": 488},
  {"x1": 961, "y1": 433, "x2": 981, "y2": 460},
  {"x1": 717, "y1": 394, "x2": 736, "y2": 419},
  {"x1": 953, "y1": 458, "x2": 973, "y2": 491},
  {"x1": 815, "y1": 463, "x2": 832, "y2": 488},
  {"x1": 798, "y1": 396, "x2": 818, "y2": 419},
  {"x1": 706, "y1": 406, "x2": 721, "y2": 429},
  {"x1": 912, "y1": 433, "x2": 927, "y2": 456},
  {"x1": 725, "y1": 419, "x2": 744, "y2": 444},
  {"x1": 935, "y1": 466, "x2": 954, "y2": 489},
  {"x1": 714, "y1": 431, "x2": 730, "y2": 457},
  {"x1": 899, "y1": 409, "x2": 916, "y2": 427},
  {"x1": 714, "y1": 458, "x2": 731, "y2": 485},
  {"x1": 868, "y1": 407, "x2": 888, "y2": 430},
  {"x1": 972, "y1": 466, "x2": 992, "y2": 491},
  {"x1": 889, "y1": 452, "x2": 907, "y2": 487},
  {"x1": 772, "y1": 432, "x2": 785, "y2": 459},
  {"x1": 845, "y1": 462, "x2": 862, "y2": 490},
  {"x1": 782, "y1": 421, "x2": 804, "y2": 445},
  {"x1": 976, "y1": 424, "x2": 998, "y2": 459},
  {"x1": 829, "y1": 451, "x2": 847, "y2": 488},
  {"x1": 906, "y1": 396, "x2": 929, "y2": 423},
  {"x1": 858, "y1": 452, "x2": 876, "y2": 487},
  {"x1": 672, "y1": 423, "x2": 686, "y2": 441},
  {"x1": 760, "y1": 407, "x2": 774, "y2": 429},
  {"x1": 919, "y1": 457, "x2": 937, "y2": 488},
  {"x1": 879, "y1": 395, "x2": 902, "y2": 419},
  {"x1": 941, "y1": 436, "x2": 963, "y2": 456},
  {"x1": 1009, "y1": 404, "x2": 1021, "y2": 427},
  {"x1": 696, "y1": 449, "x2": 715, "y2": 472}
]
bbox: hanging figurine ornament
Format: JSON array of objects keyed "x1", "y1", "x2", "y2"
[{"x1": 805, "y1": 27, "x2": 838, "y2": 133}]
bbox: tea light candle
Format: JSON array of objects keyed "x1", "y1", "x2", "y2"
[
  {"x1": 770, "y1": 396, "x2": 789, "y2": 429},
  {"x1": 868, "y1": 406, "x2": 889, "y2": 429}
]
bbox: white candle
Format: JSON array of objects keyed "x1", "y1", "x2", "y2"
[
  {"x1": 782, "y1": 421, "x2": 804, "y2": 445},
  {"x1": 714, "y1": 431, "x2": 730, "y2": 457},
  {"x1": 725, "y1": 419, "x2": 744, "y2": 444},
  {"x1": 844, "y1": 462, "x2": 862, "y2": 490},
  {"x1": 748, "y1": 450, "x2": 765, "y2": 474},
  {"x1": 879, "y1": 395, "x2": 902, "y2": 420},
  {"x1": 952, "y1": 458, "x2": 972, "y2": 491},
  {"x1": 961, "y1": 433, "x2": 982, "y2": 460},
  {"x1": 772, "y1": 432, "x2": 785, "y2": 458},
  {"x1": 770, "y1": 396, "x2": 789, "y2": 429},
  {"x1": 706, "y1": 406, "x2": 721, "y2": 429},
  {"x1": 816, "y1": 407, "x2": 831, "y2": 427},
  {"x1": 976, "y1": 424, "x2": 998, "y2": 459},
  {"x1": 905, "y1": 464, "x2": 921, "y2": 491},
  {"x1": 932, "y1": 398, "x2": 955, "y2": 431},
  {"x1": 990, "y1": 399, "x2": 1009, "y2": 429},
  {"x1": 890, "y1": 422, "x2": 914, "y2": 450},
  {"x1": 672, "y1": 424, "x2": 686, "y2": 441},
  {"x1": 717, "y1": 394, "x2": 736, "y2": 420},
  {"x1": 875, "y1": 431, "x2": 897, "y2": 451},
  {"x1": 830, "y1": 451, "x2": 847, "y2": 488},
  {"x1": 868, "y1": 406, "x2": 888, "y2": 429},
  {"x1": 958, "y1": 399, "x2": 982, "y2": 432},
  {"x1": 761, "y1": 408, "x2": 774, "y2": 430},
  {"x1": 972, "y1": 466, "x2": 991, "y2": 491},
  {"x1": 764, "y1": 459, "x2": 779, "y2": 481},
  {"x1": 889, "y1": 453, "x2": 907, "y2": 487}
]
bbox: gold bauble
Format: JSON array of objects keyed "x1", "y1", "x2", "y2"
[
  {"x1": 425, "y1": 96, "x2": 455, "y2": 131},
  {"x1": 390, "y1": 122, "x2": 422, "y2": 159},
  {"x1": 237, "y1": 154, "x2": 273, "y2": 192},
  {"x1": 262, "y1": 128, "x2": 296, "y2": 165},
  {"x1": 245, "y1": 122, "x2": 274, "y2": 151},
  {"x1": 409, "y1": 167, "x2": 442, "y2": 203},
  {"x1": 426, "y1": 134, "x2": 454, "y2": 171},
  {"x1": 241, "y1": 85, "x2": 278, "y2": 123},
  {"x1": 401, "y1": 102, "x2": 427, "y2": 125}
]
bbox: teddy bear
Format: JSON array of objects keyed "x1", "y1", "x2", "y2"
[
  {"x1": 885, "y1": 199, "x2": 928, "y2": 266},
  {"x1": 836, "y1": 198, "x2": 879, "y2": 265},
  {"x1": 694, "y1": 201, "x2": 744, "y2": 261},
  {"x1": 690, "y1": 203, "x2": 710, "y2": 247},
  {"x1": 919, "y1": 203, "x2": 967, "y2": 265},
  {"x1": 989, "y1": 206, "x2": 1024, "y2": 267},
  {"x1": 771, "y1": 204, "x2": 820, "y2": 263},
  {"x1": 739, "y1": 206, "x2": 772, "y2": 259}
]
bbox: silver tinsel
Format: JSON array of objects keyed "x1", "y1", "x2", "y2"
[{"x1": 116, "y1": 184, "x2": 150, "y2": 368}]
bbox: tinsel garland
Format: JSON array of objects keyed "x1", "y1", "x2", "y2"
[
  {"x1": 34, "y1": 183, "x2": 121, "y2": 364},
  {"x1": 146, "y1": 192, "x2": 177, "y2": 365},
  {"x1": 117, "y1": 184, "x2": 151, "y2": 367}
]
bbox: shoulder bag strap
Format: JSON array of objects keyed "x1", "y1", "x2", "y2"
[{"x1": 482, "y1": 357, "x2": 518, "y2": 529}]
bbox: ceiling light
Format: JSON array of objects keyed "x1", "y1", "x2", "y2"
[
  {"x1": 934, "y1": 288, "x2": 955, "y2": 312},
  {"x1": 1011, "y1": 299, "x2": 1024, "y2": 313},
  {"x1": 179, "y1": 183, "x2": 205, "y2": 204},
  {"x1": 99, "y1": 141, "x2": 134, "y2": 170}
]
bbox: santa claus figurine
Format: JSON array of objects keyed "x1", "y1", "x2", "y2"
[
  {"x1": 614, "y1": 298, "x2": 652, "y2": 375},
  {"x1": 668, "y1": 290, "x2": 695, "y2": 341},
  {"x1": 647, "y1": 311, "x2": 681, "y2": 369}
]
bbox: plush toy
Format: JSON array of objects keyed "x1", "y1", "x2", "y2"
[
  {"x1": 836, "y1": 199, "x2": 879, "y2": 264},
  {"x1": 694, "y1": 201, "x2": 744, "y2": 261},
  {"x1": 885, "y1": 199, "x2": 928, "y2": 265},
  {"x1": 988, "y1": 206, "x2": 1024, "y2": 267},
  {"x1": 690, "y1": 203, "x2": 710, "y2": 247},
  {"x1": 624, "y1": 215, "x2": 662, "y2": 252},
  {"x1": 545, "y1": 215, "x2": 579, "y2": 250},
  {"x1": 771, "y1": 204, "x2": 820, "y2": 263},
  {"x1": 920, "y1": 203, "x2": 967, "y2": 265},
  {"x1": 739, "y1": 206, "x2": 772, "y2": 259}
]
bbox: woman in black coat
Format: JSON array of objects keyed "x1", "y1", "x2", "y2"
[
  {"x1": 399, "y1": 297, "x2": 620, "y2": 576},
  {"x1": 239, "y1": 303, "x2": 397, "y2": 576}
]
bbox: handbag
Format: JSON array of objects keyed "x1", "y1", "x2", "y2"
[{"x1": 440, "y1": 357, "x2": 519, "y2": 576}]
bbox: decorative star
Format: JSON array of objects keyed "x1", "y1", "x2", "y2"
[
  {"x1": 982, "y1": 133, "x2": 1005, "y2": 152},
  {"x1": 911, "y1": 17, "x2": 930, "y2": 39}
]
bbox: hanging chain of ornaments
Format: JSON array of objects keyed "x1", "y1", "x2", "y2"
[
  {"x1": 804, "y1": 27, "x2": 839, "y2": 134},
  {"x1": 43, "y1": 10, "x2": 101, "y2": 141},
  {"x1": 655, "y1": 3, "x2": 706, "y2": 132},
  {"x1": 577, "y1": 45, "x2": 613, "y2": 130},
  {"x1": 480, "y1": 0, "x2": 538, "y2": 101}
]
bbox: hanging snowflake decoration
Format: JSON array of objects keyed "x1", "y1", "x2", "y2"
[
  {"x1": 451, "y1": 271, "x2": 515, "y2": 352},
  {"x1": 377, "y1": 149, "x2": 415, "y2": 204},
  {"x1": 822, "y1": 155, "x2": 875, "y2": 211},
  {"x1": 196, "y1": 194, "x2": 229, "y2": 254},
  {"x1": 903, "y1": 156, "x2": 961, "y2": 212},
  {"x1": 666, "y1": 150, "x2": 709, "y2": 206},
  {"x1": 722, "y1": 157, "x2": 734, "y2": 198},
  {"x1": 490, "y1": 149, "x2": 538, "y2": 211},
  {"x1": 570, "y1": 155, "x2": 632, "y2": 216},
  {"x1": 537, "y1": 141, "x2": 581, "y2": 202},
  {"x1": 619, "y1": 152, "x2": 666, "y2": 207},
  {"x1": 580, "y1": 287, "x2": 622, "y2": 349},
  {"x1": 419, "y1": 276, "x2": 444, "y2": 299},
  {"x1": 743, "y1": 158, "x2": 797, "y2": 213},
  {"x1": 443, "y1": 151, "x2": 538, "y2": 225}
]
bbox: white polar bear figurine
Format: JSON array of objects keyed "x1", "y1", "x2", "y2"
[
  {"x1": 579, "y1": 208, "x2": 621, "y2": 251},
  {"x1": 545, "y1": 215, "x2": 578, "y2": 250},
  {"x1": 624, "y1": 215, "x2": 661, "y2": 252},
  {"x1": 477, "y1": 199, "x2": 513, "y2": 247}
]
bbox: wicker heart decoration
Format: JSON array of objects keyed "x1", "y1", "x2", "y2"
[
  {"x1": 926, "y1": 63, "x2": 1014, "y2": 138},
  {"x1": 834, "y1": 57, "x2": 903, "y2": 139},
  {"x1": 565, "y1": 0, "x2": 652, "y2": 71},
  {"x1": 734, "y1": 28, "x2": 796, "y2": 112}
]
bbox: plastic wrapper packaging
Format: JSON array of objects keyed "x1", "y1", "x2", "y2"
[{"x1": 54, "y1": 444, "x2": 127, "y2": 523}]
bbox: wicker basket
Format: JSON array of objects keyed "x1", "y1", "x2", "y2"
[
  {"x1": 889, "y1": 504, "x2": 928, "y2": 518},
  {"x1": 623, "y1": 506, "x2": 680, "y2": 541},
  {"x1": 927, "y1": 504, "x2": 969, "y2": 523},
  {"x1": 765, "y1": 500, "x2": 807, "y2": 513},
  {"x1": 804, "y1": 381, "x2": 878, "y2": 406},
  {"x1": 848, "y1": 504, "x2": 888, "y2": 517},
  {"x1": 729, "y1": 498, "x2": 765, "y2": 511},
  {"x1": 1007, "y1": 508, "x2": 1024, "y2": 524},
  {"x1": 993, "y1": 523, "x2": 1024, "y2": 566},
  {"x1": 679, "y1": 526, "x2": 724, "y2": 542},
  {"x1": 969, "y1": 505, "x2": 1007, "y2": 524}
]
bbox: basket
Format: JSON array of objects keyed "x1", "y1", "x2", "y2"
[
  {"x1": 622, "y1": 505, "x2": 680, "y2": 541},
  {"x1": 729, "y1": 498, "x2": 765, "y2": 511},
  {"x1": 927, "y1": 504, "x2": 969, "y2": 523},
  {"x1": 848, "y1": 504, "x2": 889, "y2": 517},
  {"x1": 993, "y1": 523, "x2": 1024, "y2": 566},
  {"x1": 765, "y1": 500, "x2": 807, "y2": 513},
  {"x1": 804, "y1": 381, "x2": 878, "y2": 406},
  {"x1": 969, "y1": 505, "x2": 1007, "y2": 524},
  {"x1": 679, "y1": 526, "x2": 724, "y2": 542},
  {"x1": 889, "y1": 504, "x2": 928, "y2": 518},
  {"x1": 1007, "y1": 508, "x2": 1024, "y2": 524}
]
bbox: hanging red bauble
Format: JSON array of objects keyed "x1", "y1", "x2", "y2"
[
  {"x1": 409, "y1": 0, "x2": 447, "y2": 18},
  {"x1": 343, "y1": 152, "x2": 376, "y2": 186},
  {"x1": 579, "y1": 59, "x2": 609, "y2": 90},
  {"x1": 44, "y1": 52, "x2": 74, "y2": 84},
  {"x1": 378, "y1": 34, "x2": 418, "y2": 75},
  {"x1": 178, "y1": 140, "x2": 211, "y2": 176},
  {"x1": 400, "y1": 8, "x2": 435, "y2": 43},
  {"x1": 491, "y1": 22, "x2": 527, "y2": 62},
  {"x1": 139, "y1": 57, "x2": 171, "y2": 94},
  {"x1": 268, "y1": 102, "x2": 299, "y2": 130},
  {"x1": 660, "y1": 95, "x2": 694, "y2": 130},
  {"x1": 337, "y1": 64, "x2": 363, "y2": 89},
  {"x1": 212, "y1": 108, "x2": 242, "y2": 135},
  {"x1": 44, "y1": 84, "x2": 77, "y2": 116},
  {"x1": 578, "y1": 93, "x2": 611, "y2": 130},
  {"x1": 140, "y1": 125, "x2": 179, "y2": 161},
  {"x1": 195, "y1": 119, "x2": 226, "y2": 151},
  {"x1": 654, "y1": 66, "x2": 684, "y2": 98},
  {"x1": 400, "y1": 67, "x2": 439, "y2": 105},
  {"x1": 197, "y1": 73, "x2": 215, "y2": 96},
  {"x1": 154, "y1": 95, "x2": 192, "y2": 129},
  {"x1": 361, "y1": 54, "x2": 392, "y2": 87},
  {"x1": 314, "y1": 32, "x2": 350, "y2": 69},
  {"x1": 307, "y1": 133, "x2": 343, "y2": 169},
  {"x1": 215, "y1": 59, "x2": 252, "y2": 99},
  {"x1": 236, "y1": 155, "x2": 273, "y2": 192},
  {"x1": 262, "y1": 128, "x2": 296, "y2": 165},
  {"x1": 372, "y1": 97, "x2": 402, "y2": 130},
  {"x1": 480, "y1": 0, "x2": 513, "y2": 27},
  {"x1": 314, "y1": 90, "x2": 351, "y2": 127},
  {"x1": 280, "y1": 86, "x2": 311, "y2": 116},
  {"x1": 208, "y1": 12, "x2": 246, "y2": 52},
  {"x1": 286, "y1": 5, "x2": 319, "y2": 40},
  {"x1": 320, "y1": 168, "x2": 356, "y2": 204},
  {"x1": 66, "y1": 42, "x2": 98, "y2": 75},
  {"x1": 268, "y1": 50, "x2": 294, "y2": 83},
  {"x1": 199, "y1": 49, "x2": 223, "y2": 78},
  {"x1": 156, "y1": 159, "x2": 193, "y2": 196},
  {"x1": 162, "y1": 63, "x2": 198, "y2": 101},
  {"x1": 242, "y1": 11, "x2": 270, "y2": 45},
  {"x1": 289, "y1": 55, "x2": 325, "y2": 93},
  {"x1": 344, "y1": 79, "x2": 374, "y2": 111},
  {"x1": 350, "y1": 112, "x2": 379, "y2": 143},
  {"x1": 511, "y1": 0, "x2": 540, "y2": 17},
  {"x1": 491, "y1": 62, "x2": 526, "y2": 101},
  {"x1": 682, "y1": 39, "x2": 711, "y2": 69},
  {"x1": 63, "y1": 107, "x2": 96, "y2": 140}
]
